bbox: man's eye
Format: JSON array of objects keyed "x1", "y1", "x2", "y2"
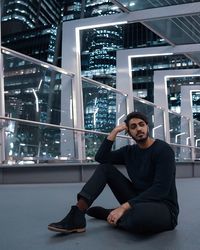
[{"x1": 131, "y1": 125, "x2": 137, "y2": 129}]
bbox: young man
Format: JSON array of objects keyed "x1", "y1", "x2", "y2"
[{"x1": 48, "y1": 112, "x2": 179, "y2": 234}]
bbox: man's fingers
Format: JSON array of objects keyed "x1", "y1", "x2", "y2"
[{"x1": 107, "y1": 214, "x2": 117, "y2": 225}]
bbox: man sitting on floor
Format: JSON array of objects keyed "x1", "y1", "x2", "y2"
[{"x1": 48, "y1": 111, "x2": 179, "y2": 234}]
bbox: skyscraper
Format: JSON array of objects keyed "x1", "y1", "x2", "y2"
[
  {"x1": 1, "y1": 0, "x2": 64, "y2": 160},
  {"x1": 2, "y1": 0, "x2": 61, "y2": 32},
  {"x1": 1, "y1": 0, "x2": 62, "y2": 64}
]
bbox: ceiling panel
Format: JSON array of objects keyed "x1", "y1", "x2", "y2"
[
  {"x1": 143, "y1": 14, "x2": 200, "y2": 65},
  {"x1": 144, "y1": 14, "x2": 200, "y2": 45},
  {"x1": 110, "y1": 0, "x2": 200, "y2": 65}
]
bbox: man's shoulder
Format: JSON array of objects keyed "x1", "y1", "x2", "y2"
[
  {"x1": 152, "y1": 140, "x2": 175, "y2": 165},
  {"x1": 154, "y1": 139, "x2": 174, "y2": 153},
  {"x1": 155, "y1": 139, "x2": 170, "y2": 147}
]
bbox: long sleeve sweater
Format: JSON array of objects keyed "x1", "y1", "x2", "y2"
[{"x1": 95, "y1": 138, "x2": 179, "y2": 222}]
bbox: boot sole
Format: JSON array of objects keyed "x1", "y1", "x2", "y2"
[{"x1": 48, "y1": 225, "x2": 86, "y2": 233}]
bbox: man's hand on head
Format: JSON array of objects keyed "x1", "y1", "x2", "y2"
[{"x1": 107, "y1": 123, "x2": 128, "y2": 141}]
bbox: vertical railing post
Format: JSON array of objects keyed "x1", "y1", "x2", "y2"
[
  {"x1": 62, "y1": 21, "x2": 85, "y2": 161},
  {"x1": 0, "y1": 3, "x2": 6, "y2": 163}
]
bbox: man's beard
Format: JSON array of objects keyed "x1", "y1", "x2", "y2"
[{"x1": 132, "y1": 131, "x2": 149, "y2": 144}]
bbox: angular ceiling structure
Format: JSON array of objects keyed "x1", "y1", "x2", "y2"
[{"x1": 110, "y1": 0, "x2": 200, "y2": 65}]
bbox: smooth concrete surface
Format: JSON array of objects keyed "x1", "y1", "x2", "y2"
[{"x1": 0, "y1": 178, "x2": 200, "y2": 250}]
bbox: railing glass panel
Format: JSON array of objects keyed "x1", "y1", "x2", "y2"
[
  {"x1": 194, "y1": 119, "x2": 200, "y2": 160},
  {"x1": 194, "y1": 119, "x2": 200, "y2": 147},
  {"x1": 1, "y1": 48, "x2": 75, "y2": 163},
  {"x1": 0, "y1": 118, "x2": 76, "y2": 163},
  {"x1": 81, "y1": 130, "x2": 130, "y2": 162},
  {"x1": 168, "y1": 112, "x2": 192, "y2": 161},
  {"x1": 133, "y1": 97, "x2": 165, "y2": 140},
  {"x1": 2, "y1": 51, "x2": 73, "y2": 126},
  {"x1": 169, "y1": 112, "x2": 190, "y2": 145},
  {"x1": 170, "y1": 144, "x2": 192, "y2": 162},
  {"x1": 195, "y1": 147, "x2": 200, "y2": 161},
  {"x1": 0, "y1": 117, "x2": 130, "y2": 164},
  {"x1": 82, "y1": 78, "x2": 128, "y2": 157}
]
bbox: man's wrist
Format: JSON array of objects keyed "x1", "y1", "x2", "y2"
[
  {"x1": 121, "y1": 202, "x2": 131, "y2": 211},
  {"x1": 107, "y1": 130, "x2": 118, "y2": 141}
]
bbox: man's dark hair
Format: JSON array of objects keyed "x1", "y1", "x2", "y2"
[{"x1": 124, "y1": 112, "x2": 149, "y2": 126}]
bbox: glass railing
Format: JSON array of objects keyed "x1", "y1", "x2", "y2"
[
  {"x1": 1, "y1": 46, "x2": 200, "y2": 165},
  {"x1": 133, "y1": 97, "x2": 200, "y2": 161},
  {"x1": 0, "y1": 116, "x2": 130, "y2": 164},
  {"x1": 168, "y1": 111, "x2": 195, "y2": 161},
  {"x1": 168, "y1": 111, "x2": 190, "y2": 145},
  {"x1": 2, "y1": 47, "x2": 74, "y2": 126},
  {"x1": 170, "y1": 144, "x2": 193, "y2": 162},
  {"x1": 82, "y1": 77, "x2": 128, "y2": 156},
  {"x1": 0, "y1": 117, "x2": 75, "y2": 163},
  {"x1": 2, "y1": 114, "x2": 200, "y2": 164},
  {"x1": 133, "y1": 97, "x2": 165, "y2": 140},
  {"x1": 194, "y1": 119, "x2": 200, "y2": 147},
  {"x1": 1, "y1": 47, "x2": 77, "y2": 164},
  {"x1": 194, "y1": 147, "x2": 200, "y2": 161}
]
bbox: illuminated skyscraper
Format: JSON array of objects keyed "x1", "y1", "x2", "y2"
[
  {"x1": 2, "y1": 0, "x2": 61, "y2": 32},
  {"x1": 1, "y1": 0, "x2": 63, "y2": 159},
  {"x1": 1, "y1": 0, "x2": 62, "y2": 63}
]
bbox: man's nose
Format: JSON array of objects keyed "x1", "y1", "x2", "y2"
[{"x1": 136, "y1": 125, "x2": 143, "y2": 132}]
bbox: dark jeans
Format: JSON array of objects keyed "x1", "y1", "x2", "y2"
[{"x1": 78, "y1": 164, "x2": 174, "y2": 234}]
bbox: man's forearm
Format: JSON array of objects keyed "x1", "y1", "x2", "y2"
[{"x1": 107, "y1": 130, "x2": 118, "y2": 141}]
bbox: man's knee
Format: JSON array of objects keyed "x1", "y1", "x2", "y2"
[
  {"x1": 118, "y1": 208, "x2": 173, "y2": 234},
  {"x1": 118, "y1": 210, "x2": 147, "y2": 234}
]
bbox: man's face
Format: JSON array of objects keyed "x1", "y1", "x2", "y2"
[{"x1": 128, "y1": 118, "x2": 149, "y2": 143}]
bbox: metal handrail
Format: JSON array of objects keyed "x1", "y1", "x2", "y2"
[
  {"x1": 82, "y1": 76, "x2": 128, "y2": 96},
  {"x1": 168, "y1": 109, "x2": 190, "y2": 120},
  {"x1": 1, "y1": 46, "x2": 196, "y2": 123},
  {"x1": 170, "y1": 142, "x2": 200, "y2": 150},
  {"x1": 133, "y1": 95, "x2": 165, "y2": 111},
  {"x1": 1, "y1": 116, "x2": 200, "y2": 150},
  {"x1": 1, "y1": 46, "x2": 74, "y2": 77},
  {"x1": 0, "y1": 116, "x2": 130, "y2": 139}
]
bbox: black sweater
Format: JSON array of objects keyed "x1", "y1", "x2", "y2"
[{"x1": 95, "y1": 138, "x2": 179, "y2": 223}]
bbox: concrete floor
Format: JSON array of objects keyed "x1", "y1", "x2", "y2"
[{"x1": 0, "y1": 178, "x2": 200, "y2": 250}]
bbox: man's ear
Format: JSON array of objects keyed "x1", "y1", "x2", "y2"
[
  {"x1": 124, "y1": 119, "x2": 128, "y2": 134},
  {"x1": 125, "y1": 125, "x2": 131, "y2": 136},
  {"x1": 124, "y1": 119, "x2": 128, "y2": 127}
]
